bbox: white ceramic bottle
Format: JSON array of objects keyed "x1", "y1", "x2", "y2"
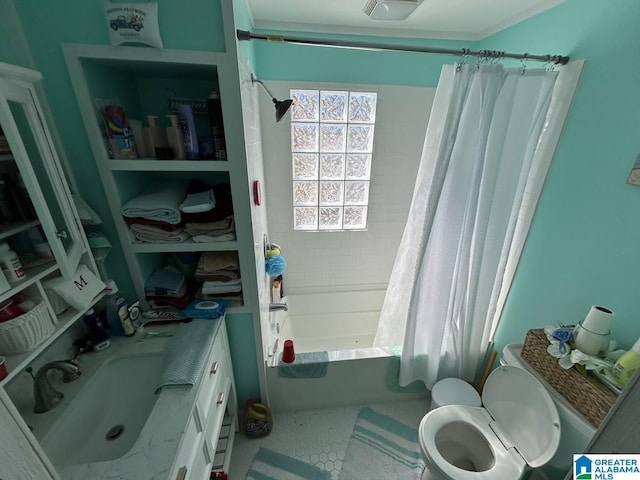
[
  {"x1": 0, "y1": 242, "x2": 26, "y2": 282},
  {"x1": 142, "y1": 115, "x2": 168, "y2": 158}
]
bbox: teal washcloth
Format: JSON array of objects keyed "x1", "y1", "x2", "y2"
[
  {"x1": 277, "y1": 351, "x2": 329, "y2": 378},
  {"x1": 155, "y1": 319, "x2": 219, "y2": 392}
]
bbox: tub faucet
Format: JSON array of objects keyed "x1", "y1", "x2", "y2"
[
  {"x1": 33, "y1": 360, "x2": 81, "y2": 414},
  {"x1": 269, "y1": 302, "x2": 288, "y2": 312}
]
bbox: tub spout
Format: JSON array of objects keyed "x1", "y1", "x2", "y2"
[{"x1": 269, "y1": 302, "x2": 288, "y2": 312}]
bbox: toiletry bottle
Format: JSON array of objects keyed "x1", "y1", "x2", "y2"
[
  {"x1": 0, "y1": 242, "x2": 26, "y2": 283},
  {"x1": 115, "y1": 297, "x2": 135, "y2": 336},
  {"x1": 177, "y1": 104, "x2": 200, "y2": 160},
  {"x1": 129, "y1": 119, "x2": 149, "y2": 158},
  {"x1": 142, "y1": 115, "x2": 169, "y2": 159},
  {"x1": 166, "y1": 114, "x2": 186, "y2": 160},
  {"x1": 243, "y1": 400, "x2": 272, "y2": 437},
  {"x1": 612, "y1": 337, "x2": 640, "y2": 387},
  {"x1": 207, "y1": 89, "x2": 226, "y2": 160},
  {"x1": 83, "y1": 308, "x2": 110, "y2": 350}
]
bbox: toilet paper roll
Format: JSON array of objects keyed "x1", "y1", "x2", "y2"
[{"x1": 582, "y1": 305, "x2": 614, "y2": 335}]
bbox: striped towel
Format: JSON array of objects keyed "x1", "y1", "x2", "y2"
[
  {"x1": 338, "y1": 407, "x2": 425, "y2": 480},
  {"x1": 246, "y1": 448, "x2": 330, "y2": 480}
]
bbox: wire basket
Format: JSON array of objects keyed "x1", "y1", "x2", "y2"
[
  {"x1": 0, "y1": 301, "x2": 55, "y2": 354},
  {"x1": 520, "y1": 328, "x2": 616, "y2": 427}
]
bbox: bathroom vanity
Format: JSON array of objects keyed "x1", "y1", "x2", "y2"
[{"x1": 16, "y1": 319, "x2": 237, "y2": 479}]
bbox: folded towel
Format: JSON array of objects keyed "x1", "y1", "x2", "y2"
[
  {"x1": 197, "y1": 251, "x2": 239, "y2": 273},
  {"x1": 121, "y1": 179, "x2": 186, "y2": 225},
  {"x1": 277, "y1": 351, "x2": 329, "y2": 378},
  {"x1": 130, "y1": 224, "x2": 191, "y2": 243},
  {"x1": 192, "y1": 233, "x2": 236, "y2": 243},
  {"x1": 201, "y1": 281, "x2": 242, "y2": 295},
  {"x1": 181, "y1": 183, "x2": 233, "y2": 223},
  {"x1": 185, "y1": 216, "x2": 233, "y2": 234},
  {"x1": 145, "y1": 268, "x2": 185, "y2": 296},
  {"x1": 180, "y1": 189, "x2": 216, "y2": 213},
  {"x1": 156, "y1": 319, "x2": 219, "y2": 392},
  {"x1": 124, "y1": 217, "x2": 184, "y2": 232}
]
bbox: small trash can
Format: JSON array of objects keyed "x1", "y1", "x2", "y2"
[{"x1": 429, "y1": 378, "x2": 481, "y2": 411}]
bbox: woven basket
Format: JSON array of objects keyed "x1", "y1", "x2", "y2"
[
  {"x1": 0, "y1": 301, "x2": 55, "y2": 354},
  {"x1": 521, "y1": 328, "x2": 616, "y2": 427}
]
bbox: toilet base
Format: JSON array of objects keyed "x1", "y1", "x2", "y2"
[{"x1": 421, "y1": 466, "x2": 445, "y2": 480}]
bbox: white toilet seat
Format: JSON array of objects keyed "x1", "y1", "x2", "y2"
[{"x1": 419, "y1": 405, "x2": 525, "y2": 480}]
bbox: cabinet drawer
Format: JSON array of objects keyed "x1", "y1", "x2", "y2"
[
  {"x1": 190, "y1": 438, "x2": 213, "y2": 480},
  {"x1": 205, "y1": 375, "x2": 231, "y2": 457},
  {"x1": 197, "y1": 332, "x2": 226, "y2": 422},
  {"x1": 172, "y1": 412, "x2": 201, "y2": 480}
]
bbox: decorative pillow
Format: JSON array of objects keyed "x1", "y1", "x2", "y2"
[
  {"x1": 43, "y1": 264, "x2": 106, "y2": 311},
  {"x1": 104, "y1": 2, "x2": 163, "y2": 49}
]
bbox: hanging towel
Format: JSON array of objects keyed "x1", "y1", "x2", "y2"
[
  {"x1": 121, "y1": 179, "x2": 186, "y2": 225},
  {"x1": 156, "y1": 319, "x2": 219, "y2": 392},
  {"x1": 180, "y1": 188, "x2": 216, "y2": 213},
  {"x1": 277, "y1": 351, "x2": 329, "y2": 378}
]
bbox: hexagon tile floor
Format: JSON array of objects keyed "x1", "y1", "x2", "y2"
[{"x1": 229, "y1": 398, "x2": 428, "y2": 480}]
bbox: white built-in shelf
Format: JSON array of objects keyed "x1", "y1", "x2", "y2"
[
  {"x1": 131, "y1": 240, "x2": 238, "y2": 253},
  {"x1": 0, "y1": 262, "x2": 58, "y2": 304},
  {"x1": 0, "y1": 291, "x2": 106, "y2": 387},
  {"x1": 0, "y1": 219, "x2": 40, "y2": 242},
  {"x1": 106, "y1": 159, "x2": 230, "y2": 172}
]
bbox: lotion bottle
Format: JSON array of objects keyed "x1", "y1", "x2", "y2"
[
  {"x1": 177, "y1": 104, "x2": 199, "y2": 160},
  {"x1": 166, "y1": 114, "x2": 186, "y2": 160},
  {"x1": 612, "y1": 337, "x2": 640, "y2": 387}
]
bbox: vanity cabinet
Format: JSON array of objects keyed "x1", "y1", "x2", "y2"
[
  {"x1": 170, "y1": 320, "x2": 237, "y2": 480},
  {"x1": 0, "y1": 62, "x2": 101, "y2": 387}
]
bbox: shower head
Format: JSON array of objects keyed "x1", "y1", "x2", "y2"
[{"x1": 251, "y1": 74, "x2": 293, "y2": 122}]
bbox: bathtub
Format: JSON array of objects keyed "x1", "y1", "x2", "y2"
[{"x1": 265, "y1": 288, "x2": 428, "y2": 412}]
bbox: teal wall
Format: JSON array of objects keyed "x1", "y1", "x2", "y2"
[
  {"x1": 483, "y1": 0, "x2": 640, "y2": 354},
  {"x1": 226, "y1": 313, "x2": 261, "y2": 408}
]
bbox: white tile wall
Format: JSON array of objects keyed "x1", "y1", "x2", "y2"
[
  {"x1": 259, "y1": 81, "x2": 435, "y2": 290},
  {"x1": 237, "y1": 55, "x2": 274, "y2": 360}
]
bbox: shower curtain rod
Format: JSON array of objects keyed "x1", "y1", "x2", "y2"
[{"x1": 236, "y1": 30, "x2": 570, "y2": 65}]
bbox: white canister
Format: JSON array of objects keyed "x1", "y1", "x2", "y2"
[
  {"x1": 582, "y1": 305, "x2": 614, "y2": 335},
  {"x1": 0, "y1": 242, "x2": 26, "y2": 282}
]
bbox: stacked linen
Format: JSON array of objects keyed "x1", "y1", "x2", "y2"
[
  {"x1": 182, "y1": 181, "x2": 236, "y2": 242},
  {"x1": 145, "y1": 268, "x2": 195, "y2": 319},
  {"x1": 195, "y1": 251, "x2": 242, "y2": 303},
  {"x1": 122, "y1": 180, "x2": 188, "y2": 243}
]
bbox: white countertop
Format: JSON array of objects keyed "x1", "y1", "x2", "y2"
[{"x1": 19, "y1": 319, "x2": 224, "y2": 480}]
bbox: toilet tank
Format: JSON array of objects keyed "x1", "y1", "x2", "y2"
[{"x1": 501, "y1": 343, "x2": 596, "y2": 475}]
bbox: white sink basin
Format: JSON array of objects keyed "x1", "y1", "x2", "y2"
[{"x1": 40, "y1": 352, "x2": 164, "y2": 466}]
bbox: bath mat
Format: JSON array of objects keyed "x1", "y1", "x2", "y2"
[
  {"x1": 246, "y1": 447, "x2": 331, "y2": 480},
  {"x1": 277, "y1": 351, "x2": 329, "y2": 378},
  {"x1": 338, "y1": 406, "x2": 425, "y2": 480}
]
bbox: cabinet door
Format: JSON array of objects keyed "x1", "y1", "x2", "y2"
[{"x1": 0, "y1": 77, "x2": 85, "y2": 278}]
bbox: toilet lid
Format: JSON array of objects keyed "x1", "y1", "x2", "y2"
[{"x1": 482, "y1": 366, "x2": 561, "y2": 468}]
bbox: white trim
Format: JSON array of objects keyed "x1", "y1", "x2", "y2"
[{"x1": 478, "y1": 0, "x2": 567, "y2": 39}]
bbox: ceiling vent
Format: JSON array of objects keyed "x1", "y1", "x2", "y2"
[{"x1": 363, "y1": 0, "x2": 424, "y2": 21}]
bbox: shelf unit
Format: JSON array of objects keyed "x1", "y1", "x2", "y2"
[
  {"x1": 0, "y1": 62, "x2": 102, "y2": 388},
  {"x1": 63, "y1": 44, "x2": 259, "y2": 318}
]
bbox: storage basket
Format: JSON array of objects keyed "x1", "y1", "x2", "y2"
[
  {"x1": 0, "y1": 301, "x2": 55, "y2": 354},
  {"x1": 520, "y1": 328, "x2": 616, "y2": 427}
]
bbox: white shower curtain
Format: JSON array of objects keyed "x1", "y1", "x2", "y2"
[{"x1": 375, "y1": 62, "x2": 583, "y2": 389}]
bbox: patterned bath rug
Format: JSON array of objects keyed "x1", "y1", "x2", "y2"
[
  {"x1": 338, "y1": 406, "x2": 425, "y2": 480},
  {"x1": 246, "y1": 447, "x2": 331, "y2": 480}
]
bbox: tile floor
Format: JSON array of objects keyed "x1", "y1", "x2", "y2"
[{"x1": 228, "y1": 398, "x2": 429, "y2": 480}]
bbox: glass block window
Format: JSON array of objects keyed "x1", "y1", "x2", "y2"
[{"x1": 291, "y1": 89, "x2": 376, "y2": 231}]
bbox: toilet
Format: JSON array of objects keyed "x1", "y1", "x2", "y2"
[{"x1": 418, "y1": 365, "x2": 561, "y2": 480}]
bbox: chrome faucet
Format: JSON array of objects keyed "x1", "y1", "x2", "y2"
[
  {"x1": 269, "y1": 302, "x2": 288, "y2": 312},
  {"x1": 33, "y1": 360, "x2": 81, "y2": 414}
]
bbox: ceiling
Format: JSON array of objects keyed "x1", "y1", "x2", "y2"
[{"x1": 246, "y1": 0, "x2": 566, "y2": 41}]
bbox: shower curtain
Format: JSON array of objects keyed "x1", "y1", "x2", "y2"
[{"x1": 374, "y1": 62, "x2": 583, "y2": 389}]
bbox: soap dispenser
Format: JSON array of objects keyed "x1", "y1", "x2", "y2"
[
  {"x1": 166, "y1": 114, "x2": 186, "y2": 160},
  {"x1": 142, "y1": 115, "x2": 168, "y2": 159}
]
